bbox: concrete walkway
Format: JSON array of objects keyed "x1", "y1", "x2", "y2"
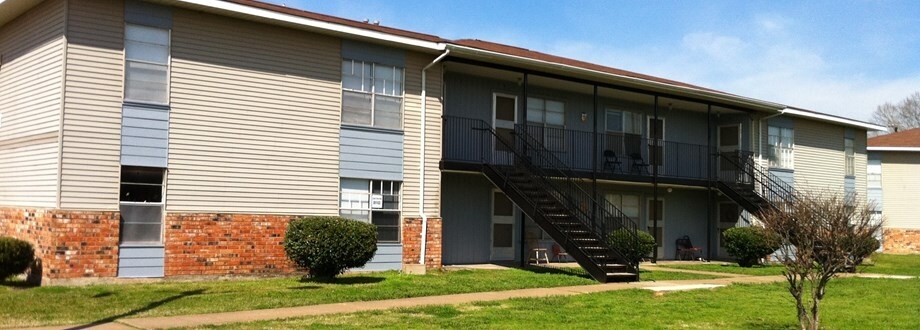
[{"x1": 23, "y1": 274, "x2": 787, "y2": 330}]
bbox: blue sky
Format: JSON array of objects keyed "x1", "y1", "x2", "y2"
[{"x1": 279, "y1": 0, "x2": 920, "y2": 121}]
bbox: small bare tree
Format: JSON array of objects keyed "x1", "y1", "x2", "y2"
[
  {"x1": 757, "y1": 193, "x2": 881, "y2": 330},
  {"x1": 871, "y1": 91, "x2": 920, "y2": 136}
]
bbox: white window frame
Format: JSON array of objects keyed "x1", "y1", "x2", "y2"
[
  {"x1": 526, "y1": 96, "x2": 566, "y2": 152},
  {"x1": 768, "y1": 126, "x2": 794, "y2": 169},
  {"x1": 123, "y1": 23, "x2": 171, "y2": 105},
  {"x1": 341, "y1": 59, "x2": 405, "y2": 130},
  {"x1": 604, "y1": 108, "x2": 642, "y2": 135},
  {"x1": 339, "y1": 178, "x2": 402, "y2": 243},
  {"x1": 118, "y1": 166, "x2": 166, "y2": 246}
]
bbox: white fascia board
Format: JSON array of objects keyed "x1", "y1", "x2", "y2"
[
  {"x1": 173, "y1": 0, "x2": 446, "y2": 52},
  {"x1": 867, "y1": 147, "x2": 920, "y2": 152},
  {"x1": 446, "y1": 44, "x2": 787, "y2": 112},
  {"x1": 783, "y1": 108, "x2": 887, "y2": 131}
]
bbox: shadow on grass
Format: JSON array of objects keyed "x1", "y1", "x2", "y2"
[
  {"x1": 64, "y1": 289, "x2": 207, "y2": 330},
  {"x1": 524, "y1": 265, "x2": 592, "y2": 279},
  {"x1": 299, "y1": 276, "x2": 386, "y2": 285},
  {"x1": 743, "y1": 320, "x2": 797, "y2": 330},
  {"x1": 0, "y1": 279, "x2": 38, "y2": 289}
]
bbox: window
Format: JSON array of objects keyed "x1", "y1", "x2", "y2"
[
  {"x1": 341, "y1": 59, "x2": 404, "y2": 129},
  {"x1": 844, "y1": 138, "x2": 855, "y2": 177},
  {"x1": 119, "y1": 166, "x2": 165, "y2": 245},
  {"x1": 340, "y1": 178, "x2": 401, "y2": 242},
  {"x1": 767, "y1": 126, "x2": 794, "y2": 169},
  {"x1": 868, "y1": 160, "x2": 882, "y2": 189},
  {"x1": 124, "y1": 24, "x2": 170, "y2": 104},
  {"x1": 604, "y1": 109, "x2": 643, "y2": 155},
  {"x1": 527, "y1": 97, "x2": 565, "y2": 151},
  {"x1": 605, "y1": 193, "x2": 640, "y2": 220}
]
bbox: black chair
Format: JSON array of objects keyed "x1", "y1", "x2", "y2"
[
  {"x1": 628, "y1": 153, "x2": 650, "y2": 175},
  {"x1": 603, "y1": 150, "x2": 622, "y2": 172},
  {"x1": 676, "y1": 235, "x2": 703, "y2": 260}
]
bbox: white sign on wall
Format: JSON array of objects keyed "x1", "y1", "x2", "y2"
[{"x1": 371, "y1": 194, "x2": 383, "y2": 209}]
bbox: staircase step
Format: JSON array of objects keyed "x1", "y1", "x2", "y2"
[{"x1": 606, "y1": 272, "x2": 638, "y2": 278}]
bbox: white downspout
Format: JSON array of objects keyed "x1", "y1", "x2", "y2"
[{"x1": 419, "y1": 49, "x2": 450, "y2": 265}]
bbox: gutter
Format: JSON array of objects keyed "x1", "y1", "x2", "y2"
[{"x1": 419, "y1": 49, "x2": 450, "y2": 265}]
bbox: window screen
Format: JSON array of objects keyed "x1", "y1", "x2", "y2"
[
  {"x1": 125, "y1": 24, "x2": 170, "y2": 104},
  {"x1": 119, "y1": 166, "x2": 165, "y2": 245}
]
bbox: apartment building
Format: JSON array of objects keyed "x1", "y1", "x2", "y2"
[{"x1": 0, "y1": 0, "x2": 884, "y2": 283}]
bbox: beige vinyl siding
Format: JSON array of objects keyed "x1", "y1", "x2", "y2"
[
  {"x1": 59, "y1": 0, "x2": 124, "y2": 210},
  {"x1": 166, "y1": 9, "x2": 341, "y2": 214},
  {"x1": 402, "y1": 53, "x2": 443, "y2": 218},
  {"x1": 0, "y1": 0, "x2": 65, "y2": 207},
  {"x1": 793, "y1": 118, "x2": 846, "y2": 194},
  {"x1": 880, "y1": 152, "x2": 920, "y2": 229}
]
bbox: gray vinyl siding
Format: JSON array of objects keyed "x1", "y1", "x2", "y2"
[
  {"x1": 117, "y1": 246, "x2": 165, "y2": 278},
  {"x1": 340, "y1": 127, "x2": 403, "y2": 181},
  {"x1": 121, "y1": 105, "x2": 169, "y2": 167},
  {"x1": 0, "y1": 0, "x2": 65, "y2": 208},
  {"x1": 165, "y1": 8, "x2": 342, "y2": 214},
  {"x1": 402, "y1": 52, "x2": 443, "y2": 218},
  {"x1": 441, "y1": 172, "x2": 494, "y2": 264},
  {"x1": 341, "y1": 40, "x2": 405, "y2": 67},
  {"x1": 359, "y1": 244, "x2": 402, "y2": 271},
  {"x1": 794, "y1": 118, "x2": 846, "y2": 194},
  {"x1": 60, "y1": 0, "x2": 125, "y2": 210}
]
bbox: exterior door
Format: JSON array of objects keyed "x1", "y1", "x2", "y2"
[
  {"x1": 492, "y1": 93, "x2": 518, "y2": 164},
  {"x1": 718, "y1": 124, "x2": 742, "y2": 179},
  {"x1": 490, "y1": 190, "x2": 515, "y2": 261},
  {"x1": 717, "y1": 202, "x2": 741, "y2": 258},
  {"x1": 647, "y1": 117, "x2": 665, "y2": 172}
]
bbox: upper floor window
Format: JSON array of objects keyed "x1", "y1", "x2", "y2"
[
  {"x1": 767, "y1": 126, "x2": 794, "y2": 169},
  {"x1": 341, "y1": 59, "x2": 404, "y2": 130},
  {"x1": 605, "y1": 109, "x2": 642, "y2": 135},
  {"x1": 844, "y1": 138, "x2": 855, "y2": 177},
  {"x1": 526, "y1": 97, "x2": 565, "y2": 151},
  {"x1": 124, "y1": 24, "x2": 170, "y2": 105}
]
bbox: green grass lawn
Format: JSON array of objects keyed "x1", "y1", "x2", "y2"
[
  {"x1": 0, "y1": 267, "x2": 709, "y2": 328},
  {"x1": 201, "y1": 277, "x2": 920, "y2": 330},
  {"x1": 858, "y1": 254, "x2": 920, "y2": 276},
  {"x1": 657, "y1": 263, "x2": 787, "y2": 276}
]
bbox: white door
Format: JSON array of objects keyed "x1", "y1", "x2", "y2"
[
  {"x1": 492, "y1": 93, "x2": 518, "y2": 164},
  {"x1": 647, "y1": 117, "x2": 665, "y2": 172},
  {"x1": 491, "y1": 190, "x2": 515, "y2": 261},
  {"x1": 718, "y1": 124, "x2": 743, "y2": 180}
]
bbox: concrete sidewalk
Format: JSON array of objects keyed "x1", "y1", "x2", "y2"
[{"x1": 23, "y1": 275, "x2": 786, "y2": 330}]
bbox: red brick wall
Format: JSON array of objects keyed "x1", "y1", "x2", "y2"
[
  {"x1": 883, "y1": 228, "x2": 920, "y2": 254},
  {"x1": 164, "y1": 213, "x2": 297, "y2": 276},
  {"x1": 0, "y1": 208, "x2": 120, "y2": 281},
  {"x1": 402, "y1": 217, "x2": 442, "y2": 269}
]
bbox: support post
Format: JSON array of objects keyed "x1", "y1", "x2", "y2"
[
  {"x1": 706, "y1": 104, "x2": 713, "y2": 261},
  {"x1": 592, "y1": 85, "x2": 598, "y2": 225},
  {"x1": 652, "y1": 96, "x2": 659, "y2": 263},
  {"x1": 519, "y1": 73, "x2": 528, "y2": 268}
]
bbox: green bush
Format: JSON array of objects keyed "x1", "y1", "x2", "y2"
[
  {"x1": 607, "y1": 229, "x2": 656, "y2": 265},
  {"x1": 845, "y1": 236, "x2": 880, "y2": 272},
  {"x1": 0, "y1": 237, "x2": 35, "y2": 280},
  {"x1": 723, "y1": 226, "x2": 780, "y2": 267},
  {"x1": 283, "y1": 216, "x2": 378, "y2": 278}
]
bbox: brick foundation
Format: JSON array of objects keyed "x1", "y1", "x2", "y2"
[
  {"x1": 0, "y1": 208, "x2": 120, "y2": 282},
  {"x1": 883, "y1": 228, "x2": 920, "y2": 254},
  {"x1": 402, "y1": 217, "x2": 442, "y2": 269},
  {"x1": 164, "y1": 213, "x2": 298, "y2": 276}
]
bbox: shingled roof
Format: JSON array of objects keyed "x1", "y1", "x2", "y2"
[{"x1": 869, "y1": 127, "x2": 920, "y2": 148}]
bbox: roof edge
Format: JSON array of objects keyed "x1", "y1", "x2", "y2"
[
  {"x1": 782, "y1": 108, "x2": 886, "y2": 131},
  {"x1": 867, "y1": 146, "x2": 920, "y2": 152}
]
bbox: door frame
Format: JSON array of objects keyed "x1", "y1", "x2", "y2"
[
  {"x1": 492, "y1": 92, "x2": 519, "y2": 161},
  {"x1": 717, "y1": 123, "x2": 743, "y2": 175},
  {"x1": 646, "y1": 197, "x2": 666, "y2": 259},
  {"x1": 716, "y1": 201, "x2": 740, "y2": 258},
  {"x1": 490, "y1": 189, "x2": 516, "y2": 261},
  {"x1": 646, "y1": 116, "x2": 666, "y2": 170}
]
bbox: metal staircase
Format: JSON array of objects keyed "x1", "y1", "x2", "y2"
[
  {"x1": 715, "y1": 151, "x2": 797, "y2": 216},
  {"x1": 457, "y1": 116, "x2": 641, "y2": 282}
]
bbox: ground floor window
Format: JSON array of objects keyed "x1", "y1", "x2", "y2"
[
  {"x1": 119, "y1": 166, "x2": 165, "y2": 245},
  {"x1": 340, "y1": 178, "x2": 402, "y2": 243}
]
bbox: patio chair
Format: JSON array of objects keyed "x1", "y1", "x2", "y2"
[
  {"x1": 603, "y1": 150, "x2": 622, "y2": 172},
  {"x1": 675, "y1": 235, "x2": 703, "y2": 260},
  {"x1": 551, "y1": 243, "x2": 570, "y2": 262},
  {"x1": 628, "y1": 153, "x2": 650, "y2": 175}
]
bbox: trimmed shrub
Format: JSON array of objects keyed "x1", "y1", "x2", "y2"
[
  {"x1": 283, "y1": 216, "x2": 378, "y2": 278},
  {"x1": 844, "y1": 236, "x2": 880, "y2": 272},
  {"x1": 607, "y1": 229, "x2": 656, "y2": 265},
  {"x1": 0, "y1": 237, "x2": 35, "y2": 280},
  {"x1": 723, "y1": 226, "x2": 780, "y2": 267}
]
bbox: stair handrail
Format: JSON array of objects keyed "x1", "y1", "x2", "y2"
[{"x1": 716, "y1": 150, "x2": 798, "y2": 211}]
